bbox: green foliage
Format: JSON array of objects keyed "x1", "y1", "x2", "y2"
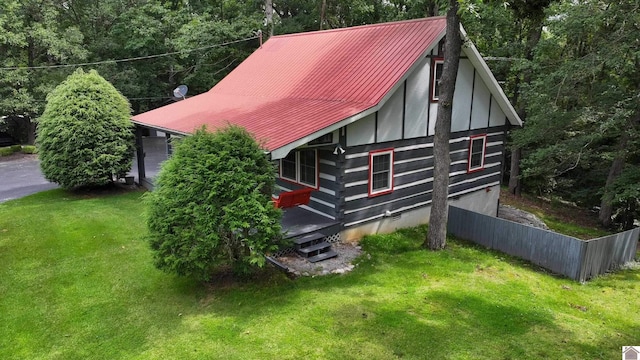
[
  {"x1": 37, "y1": 68, "x2": 134, "y2": 189},
  {"x1": 0, "y1": 146, "x2": 14, "y2": 156},
  {"x1": 21, "y1": 145, "x2": 37, "y2": 154},
  {"x1": 10, "y1": 144, "x2": 21, "y2": 152},
  {"x1": 145, "y1": 126, "x2": 284, "y2": 280},
  {"x1": 512, "y1": 0, "x2": 640, "y2": 227}
]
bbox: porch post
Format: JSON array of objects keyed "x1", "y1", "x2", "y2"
[
  {"x1": 135, "y1": 125, "x2": 146, "y2": 183},
  {"x1": 166, "y1": 133, "x2": 173, "y2": 156}
]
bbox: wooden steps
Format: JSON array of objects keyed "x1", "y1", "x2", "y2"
[{"x1": 294, "y1": 232, "x2": 337, "y2": 263}]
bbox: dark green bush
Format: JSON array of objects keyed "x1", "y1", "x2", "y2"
[
  {"x1": 0, "y1": 147, "x2": 14, "y2": 156},
  {"x1": 37, "y1": 68, "x2": 134, "y2": 189},
  {"x1": 10, "y1": 145, "x2": 22, "y2": 152},
  {"x1": 21, "y1": 145, "x2": 37, "y2": 154},
  {"x1": 145, "y1": 126, "x2": 285, "y2": 281}
]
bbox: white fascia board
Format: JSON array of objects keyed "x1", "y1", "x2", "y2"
[
  {"x1": 459, "y1": 25, "x2": 522, "y2": 127},
  {"x1": 270, "y1": 108, "x2": 375, "y2": 160},
  {"x1": 131, "y1": 120, "x2": 190, "y2": 136},
  {"x1": 270, "y1": 30, "x2": 447, "y2": 161}
]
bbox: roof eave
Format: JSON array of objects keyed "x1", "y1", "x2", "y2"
[
  {"x1": 131, "y1": 120, "x2": 191, "y2": 137},
  {"x1": 270, "y1": 29, "x2": 447, "y2": 160}
]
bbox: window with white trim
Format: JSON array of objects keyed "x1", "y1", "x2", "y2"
[
  {"x1": 369, "y1": 149, "x2": 394, "y2": 196},
  {"x1": 279, "y1": 149, "x2": 317, "y2": 188},
  {"x1": 468, "y1": 135, "x2": 487, "y2": 172},
  {"x1": 431, "y1": 59, "x2": 444, "y2": 101}
]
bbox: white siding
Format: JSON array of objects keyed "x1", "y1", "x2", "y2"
[
  {"x1": 428, "y1": 103, "x2": 437, "y2": 136},
  {"x1": 489, "y1": 96, "x2": 506, "y2": 127},
  {"x1": 377, "y1": 85, "x2": 404, "y2": 142},
  {"x1": 404, "y1": 57, "x2": 430, "y2": 139},
  {"x1": 346, "y1": 113, "x2": 376, "y2": 146},
  {"x1": 451, "y1": 59, "x2": 474, "y2": 132},
  {"x1": 470, "y1": 75, "x2": 491, "y2": 130}
]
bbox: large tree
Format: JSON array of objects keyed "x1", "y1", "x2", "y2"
[
  {"x1": 513, "y1": 0, "x2": 640, "y2": 229},
  {"x1": 424, "y1": 0, "x2": 462, "y2": 250},
  {"x1": 0, "y1": 0, "x2": 87, "y2": 144},
  {"x1": 37, "y1": 68, "x2": 134, "y2": 189},
  {"x1": 145, "y1": 126, "x2": 285, "y2": 280}
]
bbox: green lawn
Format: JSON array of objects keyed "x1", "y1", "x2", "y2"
[{"x1": 1, "y1": 190, "x2": 638, "y2": 359}]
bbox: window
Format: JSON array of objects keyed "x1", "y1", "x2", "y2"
[
  {"x1": 281, "y1": 152, "x2": 297, "y2": 181},
  {"x1": 279, "y1": 149, "x2": 317, "y2": 188},
  {"x1": 369, "y1": 149, "x2": 394, "y2": 196},
  {"x1": 431, "y1": 58, "x2": 444, "y2": 101},
  {"x1": 468, "y1": 135, "x2": 487, "y2": 173}
]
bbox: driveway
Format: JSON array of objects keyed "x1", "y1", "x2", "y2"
[
  {"x1": 0, "y1": 151, "x2": 153, "y2": 203},
  {"x1": 0, "y1": 154, "x2": 58, "y2": 203}
]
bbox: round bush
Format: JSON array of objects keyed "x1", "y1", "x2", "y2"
[
  {"x1": 145, "y1": 126, "x2": 285, "y2": 280},
  {"x1": 37, "y1": 68, "x2": 134, "y2": 189}
]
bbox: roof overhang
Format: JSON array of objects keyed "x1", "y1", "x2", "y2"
[
  {"x1": 270, "y1": 24, "x2": 522, "y2": 159},
  {"x1": 269, "y1": 29, "x2": 447, "y2": 160}
]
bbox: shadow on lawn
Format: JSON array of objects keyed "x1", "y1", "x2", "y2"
[{"x1": 322, "y1": 292, "x2": 608, "y2": 359}]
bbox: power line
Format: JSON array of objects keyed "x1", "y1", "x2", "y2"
[{"x1": 0, "y1": 36, "x2": 259, "y2": 71}]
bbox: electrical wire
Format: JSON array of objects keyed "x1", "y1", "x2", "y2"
[{"x1": 0, "y1": 36, "x2": 259, "y2": 71}]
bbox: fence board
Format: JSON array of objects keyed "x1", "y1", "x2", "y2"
[
  {"x1": 447, "y1": 206, "x2": 639, "y2": 281},
  {"x1": 578, "y1": 228, "x2": 639, "y2": 281}
]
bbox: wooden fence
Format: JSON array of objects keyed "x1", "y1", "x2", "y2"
[{"x1": 447, "y1": 206, "x2": 639, "y2": 281}]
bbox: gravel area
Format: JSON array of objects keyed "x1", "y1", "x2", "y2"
[
  {"x1": 498, "y1": 204, "x2": 550, "y2": 230},
  {"x1": 275, "y1": 242, "x2": 363, "y2": 277}
]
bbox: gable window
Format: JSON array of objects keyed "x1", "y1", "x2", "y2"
[
  {"x1": 279, "y1": 149, "x2": 318, "y2": 188},
  {"x1": 431, "y1": 58, "x2": 444, "y2": 101},
  {"x1": 468, "y1": 135, "x2": 487, "y2": 173},
  {"x1": 369, "y1": 149, "x2": 394, "y2": 197}
]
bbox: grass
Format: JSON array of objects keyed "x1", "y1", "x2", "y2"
[
  {"x1": 0, "y1": 145, "x2": 38, "y2": 156},
  {"x1": 1, "y1": 190, "x2": 638, "y2": 359}
]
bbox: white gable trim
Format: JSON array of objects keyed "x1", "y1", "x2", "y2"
[
  {"x1": 270, "y1": 30, "x2": 446, "y2": 160},
  {"x1": 459, "y1": 25, "x2": 522, "y2": 127},
  {"x1": 271, "y1": 25, "x2": 521, "y2": 160}
]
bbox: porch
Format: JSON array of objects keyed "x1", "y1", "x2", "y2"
[
  {"x1": 128, "y1": 131, "x2": 341, "y2": 249},
  {"x1": 281, "y1": 206, "x2": 340, "y2": 240}
]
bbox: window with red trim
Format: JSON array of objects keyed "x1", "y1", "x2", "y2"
[
  {"x1": 468, "y1": 135, "x2": 487, "y2": 172},
  {"x1": 279, "y1": 149, "x2": 317, "y2": 188},
  {"x1": 431, "y1": 58, "x2": 444, "y2": 101},
  {"x1": 369, "y1": 149, "x2": 394, "y2": 196}
]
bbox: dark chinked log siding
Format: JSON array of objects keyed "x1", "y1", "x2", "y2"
[
  {"x1": 342, "y1": 126, "x2": 507, "y2": 227},
  {"x1": 275, "y1": 149, "x2": 341, "y2": 220}
]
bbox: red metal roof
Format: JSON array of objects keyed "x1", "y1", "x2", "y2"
[{"x1": 132, "y1": 17, "x2": 447, "y2": 152}]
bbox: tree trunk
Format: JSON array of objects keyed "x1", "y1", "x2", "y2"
[
  {"x1": 599, "y1": 136, "x2": 627, "y2": 227},
  {"x1": 426, "y1": 0, "x2": 439, "y2": 17},
  {"x1": 508, "y1": 147, "x2": 521, "y2": 196},
  {"x1": 265, "y1": 0, "x2": 274, "y2": 36},
  {"x1": 507, "y1": 7, "x2": 546, "y2": 197},
  {"x1": 424, "y1": 0, "x2": 461, "y2": 250},
  {"x1": 320, "y1": 0, "x2": 327, "y2": 30}
]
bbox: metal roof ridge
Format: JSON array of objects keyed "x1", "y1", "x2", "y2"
[{"x1": 270, "y1": 16, "x2": 447, "y2": 39}]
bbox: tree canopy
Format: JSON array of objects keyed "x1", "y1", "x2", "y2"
[
  {"x1": 2, "y1": 0, "x2": 638, "y2": 227},
  {"x1": 37, "y1": 68, "x2": 134, "y2": 189}
]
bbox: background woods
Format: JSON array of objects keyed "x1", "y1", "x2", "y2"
[{"x1": 1, "y1": 0, "x2": 638, "y2": 229}]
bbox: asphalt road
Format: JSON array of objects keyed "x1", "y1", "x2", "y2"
[
  {"x1": 0, "y1": 137, "x2": 168, "y2": 203},
  {"x1": 0, "y1": 155, "x2": 58, "y2": 203}
]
